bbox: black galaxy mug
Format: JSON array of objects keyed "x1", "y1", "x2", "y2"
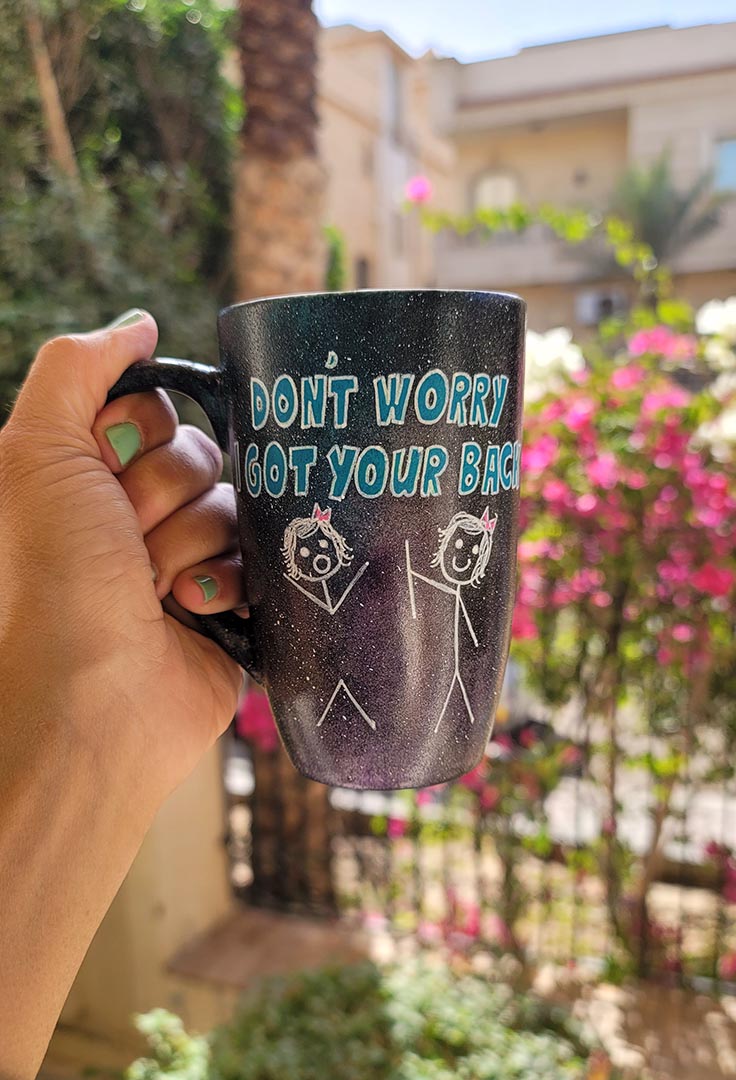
[{"x1": 108, "y1": 290, "x2": 525, "y2": 789}]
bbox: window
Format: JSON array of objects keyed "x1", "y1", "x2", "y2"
[
  {"x1": 355, "y1": 257, "x2": 371, "y2": 289},
  {"x1": 473, "y1": 172, "x2": 518, "y2": 210},
  {"x1": 575, "y1": 288, "x2": 627, "y2": 327},
  {"x1": 715, "y1": 139, "x2": 736, "y2": 193}
]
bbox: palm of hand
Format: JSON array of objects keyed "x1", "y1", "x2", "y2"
[{"x1": 0, "y1": 316, "x2": 241, "y2": 810}]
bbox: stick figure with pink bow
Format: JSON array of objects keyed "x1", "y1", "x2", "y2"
[
  {"x1": 406, "y1": 508, "x2": 498, "y2": 732},
  {"x1": 282, "y1": 503, "x2": 369, "y2": 615},
  {"x1": 282, "y1": 504, "x2": 373, "y2": 729}
]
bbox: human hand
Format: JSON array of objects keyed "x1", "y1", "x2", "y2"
[
  {"x1": 0, "y1": 310, "x2": 248, "y2": 1077},
  {"x1": 0, "y1": 310, "x2": 244, "y2": 811}
]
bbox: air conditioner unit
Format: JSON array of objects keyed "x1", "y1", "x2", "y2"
[{"x1": 575, "y1": 287, "x2": 628, "y2": 326}]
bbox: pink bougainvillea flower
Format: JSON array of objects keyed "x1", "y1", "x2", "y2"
[
  {"x1": 518, "y1": 539, "x2": 550, "y2": 560},
  {"x1": 626, "y1": 469, "x2": 648, "y2": 490},
  {"x1": 672, "y1": 623, "x2": 695, "y2": 643},
  {"x1": 459, "y1": 764, "x2": 485, "y2": 792},
  {"x1": 519, "y1": 726, "x2": 539, "y2": 749},
  {"x1": 480, "y1": 785, "x2": 501, "y2": 811},
  {"x1": 692, "y1": 563, "x2": 736, "y2": 597},
  {"x1": 642, "y1": 387, "x2": 691, "y2": 415},
  {"x1": 512, "y1": 604, "x2": 539, "y2": 640},
  {"x1": 387, "y1": 817, "x2": 407, "y2": 839},
  {"x1": 565, "y1": 396, "x2": 596, "y2": 431},
  {"x1": 488, "y1": 914, "x2": 513, "y2": 947},
  {"x1": 522, "y1": 433, "x2": 559, "y2": 473},
  {"x1": 591, "y1": 590, "x2": 613, "y2": 608},
  {"x1": 575, "y1": 493, "x2": 598, "y2": 515},
  {"x1": 235, "y1": 688, "x2": 279, "y2": 752},
  {"x1": 719, "y1": 953, "x2": 736, "y2": 980},
  {"x1": 560, "y1": 745, "x2": 582, "y2": 767},
  {"x1": 611, "y1": 364, "x2": 647, "y2": 389},
  {"x1": 540, "y1": 399, "x2": 567, "y2": 421},
  {"x1": 542, "y1": 478, "x2": 570, "y2": 503},
  {"x1": 629, "y1": 327, "x2": 671, "y2": 355},
  {"x1": 587, "y1": 452, "x2": 618, "y2": 489},
  {"x1": 415, "y1": 789, "x2": 434, "y2": 806},
  {"x1": 628, "y1": 325, "x2": 698, "y2": 361},
  {"x1": 404, "y1": 174, "x2": 432, "y2": 203}
]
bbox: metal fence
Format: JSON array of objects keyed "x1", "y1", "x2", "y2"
[{"x1": 224, "y1": 712, "x2": 736, "y2": 991}]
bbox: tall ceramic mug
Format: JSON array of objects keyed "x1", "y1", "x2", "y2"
[{"x1": 108, "y1": 290, "x2": 525, "y2": 789}]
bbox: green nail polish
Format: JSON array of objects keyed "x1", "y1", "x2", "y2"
[
  {"x1": 105, "y1": 422, "x2": 141, "y2": 467},
  {"x1": 194, "y1": 575, "x2": 218, "y2": 603},
  {"x1": 107, "y1": 309, "x2": 145, "y2": 329}
]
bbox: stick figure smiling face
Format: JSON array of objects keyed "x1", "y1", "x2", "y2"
[
  {"x1": 431, "y1": 509, "x2": 497, "y2": 588},
  {"x1": 282, "y1": 505, "x2": 353, "y2": 583}
]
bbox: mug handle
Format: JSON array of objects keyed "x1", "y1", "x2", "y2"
[{"x1": 107, "y1": 357, "x2": 260, "y2": 679}]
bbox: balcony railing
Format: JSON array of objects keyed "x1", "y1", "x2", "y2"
[{"x1": 434, "y1": 224, "x2": 593, "y2": 290}]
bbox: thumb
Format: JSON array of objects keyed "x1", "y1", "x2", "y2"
[{"x1": 13, "y1": 310, "x2": 159, "y2": 433}]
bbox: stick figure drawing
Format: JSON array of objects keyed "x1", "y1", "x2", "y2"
[
  {"x1": 282, "y1": 504, "x2": 374, "y2": 729},
  {"x1": 406, "y1": 508, "x2": 497, "y2": 732}
]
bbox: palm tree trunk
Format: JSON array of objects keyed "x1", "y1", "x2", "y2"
[
  {"x1": 233, "y1": 0, "x2": 326, "y2": 299},
  {"x1": 23, "y1": 0, "x2": 79, "y2": 181},
  {"x1": 234, "y1": 0, "x2": 333, "y2": 909}
]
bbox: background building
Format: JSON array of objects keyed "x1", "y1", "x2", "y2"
[
  {"x1": 318, "y1": 26, "x2": 454, "y2": 291},
  {"x1": 320, "y1": 22, "x2": 736, "y2": 331}
]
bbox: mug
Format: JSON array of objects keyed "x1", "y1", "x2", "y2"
[{"x1": 108, "y1": 290, "x2": 525, "y2": 789}]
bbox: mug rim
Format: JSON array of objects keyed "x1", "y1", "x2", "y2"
[{"x1": 219, "y1": 287, "x2": 526, "y2": 321}]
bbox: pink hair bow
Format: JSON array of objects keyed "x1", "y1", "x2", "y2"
[
  {"x1": 480, "y1": 507, "x2": 497, "y2": 534},
  {"x1": 312, "y1": 503, "x2": 332, "y2": 523}
]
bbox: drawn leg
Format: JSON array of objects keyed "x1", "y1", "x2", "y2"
[
  {"x1": 317, "y1": 678, "x2": 376, "y2": 731},
  {"x1": 342, "y1": 682, "x2": 376, "y2": 731},
  {"x1": 435, "y1": 673, "x2": 458, "y2": 733},
  {"x1": 317, "y1": 681, "x2": 342, "y2": 727},
  {"x1": 457, "y1": 673, "x2": 478, "y2": 725}
]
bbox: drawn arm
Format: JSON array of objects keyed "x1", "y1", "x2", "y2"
[
  {"x1": 283, "y1": 574, "x2": 333, "y2": 613},
  {"x1": 458, "y1": 593, "x2": 479, "y2": 647},
  {"x1": 405, "y1": 540, "x2": 417, "y2": 619},
  {"x1": 409, "y1": 569, "x2": 456, "y2": 597},
  {"x1": 331, "y1": 561, "x2": 369, "y2": 614}
]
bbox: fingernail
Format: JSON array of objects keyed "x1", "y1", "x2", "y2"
[
  {"x1": 194, "y1": 575, "x2": 218, "y2": 603},
  {"x1": 105, "y1": 422, "x2": 141, "y2": 467},
  {"x1": 107, "y1": 309, "x2": 145, "y2": 330},
  {"x1": 151, "y1": 564, "x2": 158, "y2": 583}
]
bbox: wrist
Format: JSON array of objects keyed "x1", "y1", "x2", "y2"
[{"x1": 0, "y1": 704, "x2": 153, "y2": 1080}]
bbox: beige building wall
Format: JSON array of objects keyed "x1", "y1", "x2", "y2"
[
  {"x1": 320, "y1": 22, "x2": 736, "y2": 332},
  {"x1": 319, "y1": 27, "x2": 454, "y2": 290},
  {"x1": 451, "y1": 112, "x2": 628, "y2": 213}
]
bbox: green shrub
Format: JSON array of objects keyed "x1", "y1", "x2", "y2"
[
  {"x1": 0, "y1": 0, "x2": 239, "y2": 418},
  {"x1": 126, "y1": 961, "x2": 600, "y2": 1080}
]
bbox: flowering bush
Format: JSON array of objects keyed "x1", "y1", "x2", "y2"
[
  {"x1": 512, "y1": 300, "x2": 736, "y2": 966},
  {"x1": 235, "y1": 685, "x2": 279, "y2": 753},
  {"x1": 515, "y1": 306, "x2": 736, "y2": 707}
]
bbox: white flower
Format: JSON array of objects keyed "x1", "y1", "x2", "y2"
[
  {"x1": 711, "y1": 371, "x2": 736, "y2": 402},
  {"x1": 696, "y1": 297, "x2": 736, "y2": 344},
  {"x1": 696, "y1": 401, "x2": 736, "y2": 462},
  {"x1": 704, "y1": 337, "x2": 736, "y2": 372},
  {"x1": 524, "y1": 327, "x2": 584, "y2": 403}
]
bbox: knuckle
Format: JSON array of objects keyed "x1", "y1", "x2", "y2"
[
  {"x1": 151, "y1": 389, "x2": 179, "y2": 430},
  {"x1": 213, "y1": 481, "x2": 237, "y2": 516},
  {"x1": 183, "y1": 424, "x2": 223, "y2": 473},
  {"x1": 36, "y1": 333, "x2": 87, "y2": 366}
]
